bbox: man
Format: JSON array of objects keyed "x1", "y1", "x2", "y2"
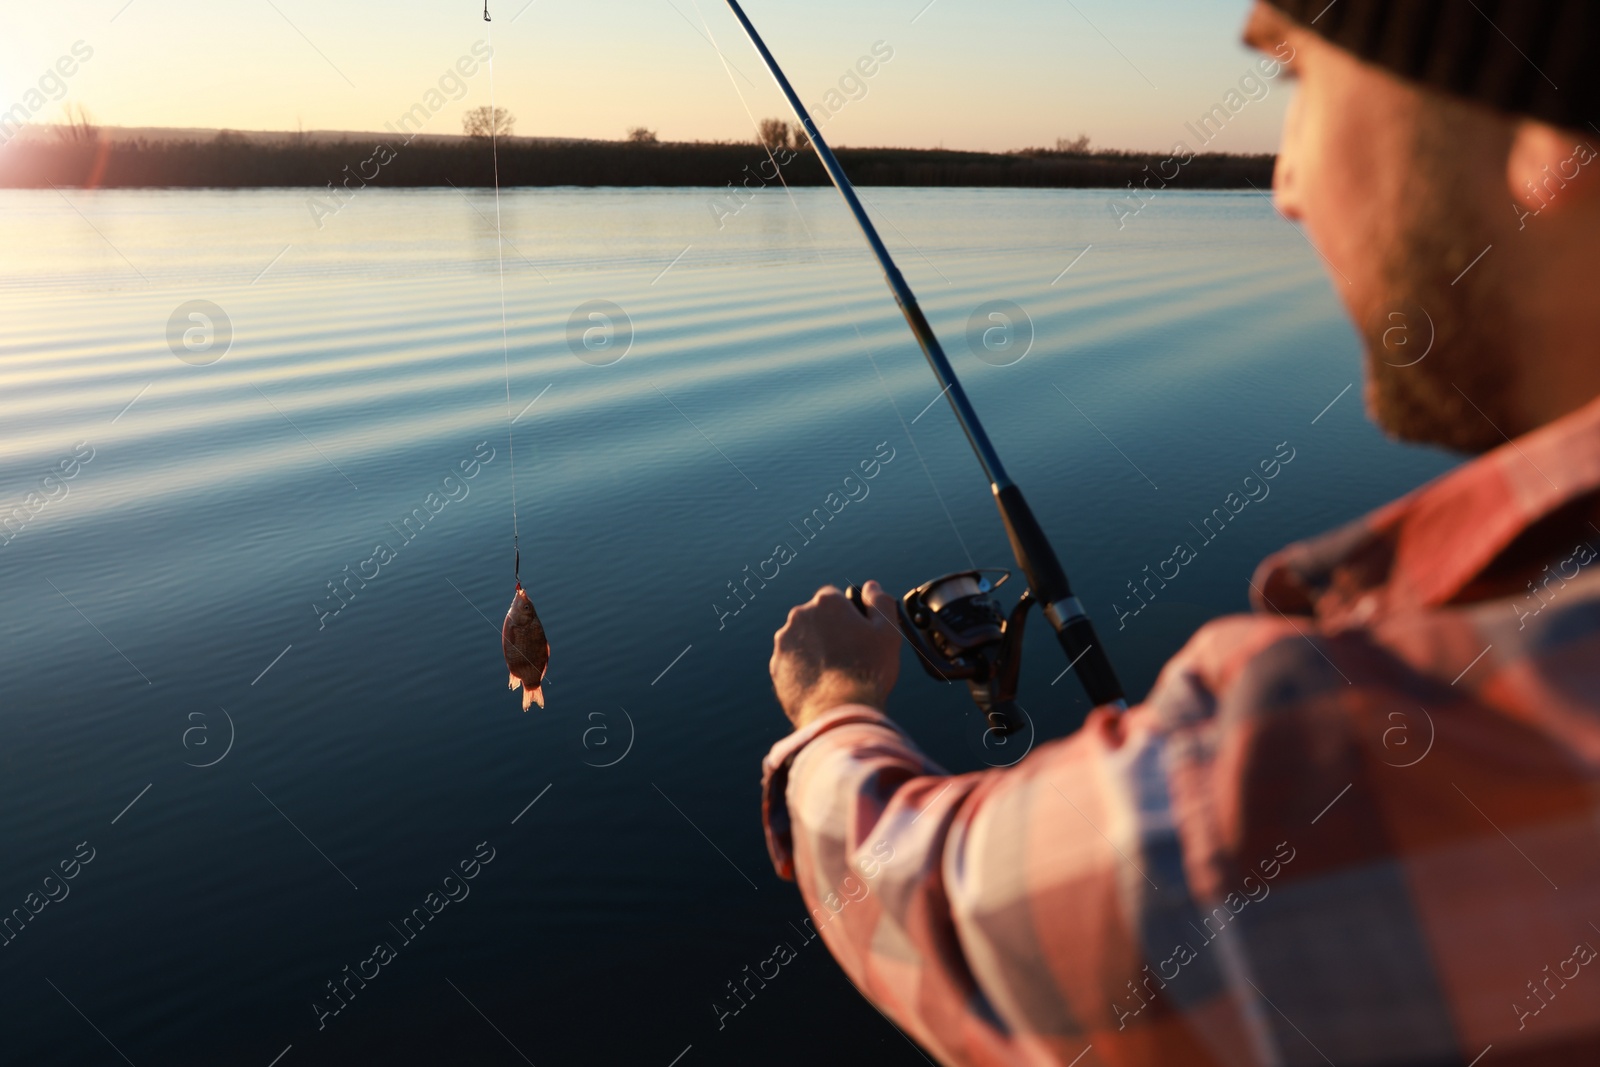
[{"x1": 761, "y1": 2, "x2": 1600, "y2": 1064}]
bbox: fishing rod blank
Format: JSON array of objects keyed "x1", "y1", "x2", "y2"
[{"x1": 722, "y1": 0, "x2": 1125, "y2": 710}]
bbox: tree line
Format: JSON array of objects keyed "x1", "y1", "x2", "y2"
[{"x1": 0, "y1": 117, "x2": 1271, "y2": 190}]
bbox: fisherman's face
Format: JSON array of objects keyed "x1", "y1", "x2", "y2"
[{"x1": 1244, "y1": 2, "x2": 1519, "y2": 452}]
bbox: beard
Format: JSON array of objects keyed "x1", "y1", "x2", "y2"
[{"x1": 1355, "y1": 103, "x2": 1515, "y2": 454}]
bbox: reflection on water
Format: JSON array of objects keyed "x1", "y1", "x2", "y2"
[{"x1": 0, "y1": 187, "x2": 1452, "y2": 1065}]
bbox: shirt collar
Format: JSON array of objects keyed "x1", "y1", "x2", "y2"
[{"x1": 1252, "y1": 392, "x2": 1600, "y2": 624}]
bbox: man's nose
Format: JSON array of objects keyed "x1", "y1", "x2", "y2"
[
  {"x1": 1270, "y1": 89, "x2": 1305, "y2": 222},
  {"x1": 1272, "y1": 153, "x2": 1303, "y2": 221}
]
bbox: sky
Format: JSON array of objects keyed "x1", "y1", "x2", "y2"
[{"x1": 0, "y1": 0, "x2": 1291, "y2": 154}]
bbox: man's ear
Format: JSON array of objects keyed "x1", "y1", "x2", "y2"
[{"x1": 1507, "y1": 120, "x2": 1599, "y2": 213}]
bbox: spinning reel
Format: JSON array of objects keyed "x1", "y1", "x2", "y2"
[{"x1": 849, "y1": 570, "x2": 1033, "y2": 737}]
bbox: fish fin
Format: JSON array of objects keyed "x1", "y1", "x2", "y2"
[{"x1": 508, "y1": 673, "x2": 520, "y2": 691}]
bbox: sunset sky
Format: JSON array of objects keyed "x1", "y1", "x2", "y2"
[{"x1": 1, "y1": 0, "x2": 1289, "y2": 154}]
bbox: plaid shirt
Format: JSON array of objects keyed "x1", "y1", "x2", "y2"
[{"x1": 762, "y1": 395, "x2": 1600, "y2": 1066}]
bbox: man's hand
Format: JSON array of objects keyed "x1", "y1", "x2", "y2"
[{"x1": 770, "y1": 581, "x2": 901, "y2": 730}]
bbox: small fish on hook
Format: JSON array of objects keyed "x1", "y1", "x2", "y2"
[{"x1": 502, "y1": 582, "x2": 549, "y2": 710}]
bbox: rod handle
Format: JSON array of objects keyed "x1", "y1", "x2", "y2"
[
  {"x1": 993, "y1": 483, "x2": 1125, "y2": 707},
  {"x1": 994, "y1": 484, "x2": 1069, "y2": 603},
  {"x1": 1051, "y1": 616, "x2": 1125, "y2": 708}
]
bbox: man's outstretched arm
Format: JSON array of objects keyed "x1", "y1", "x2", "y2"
[
  {"x1": 763, "y1": 582, "x2": 1600, "y2": 1066},
  {"x1": 761, "y1": 580, "x2": 1225, "y2": 1064},
  {"x1": 764, "y1": 696, "x2": 1168, "y2": 1066}
]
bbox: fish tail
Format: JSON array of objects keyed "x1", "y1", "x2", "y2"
[{"x1": 523, "y1": 686, "x2": 544, "y2": 711}]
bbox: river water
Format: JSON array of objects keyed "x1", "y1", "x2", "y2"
[{"x1": 0, "y1": 186, "x2": 1453, "y2": 1065}]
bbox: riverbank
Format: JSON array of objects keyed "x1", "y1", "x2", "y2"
[{"x1": 0, "y1": 134, "x2": 1272, "y2": 190}]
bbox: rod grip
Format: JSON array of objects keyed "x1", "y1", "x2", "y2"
[
  {"x1": 994, "y1": 483, "x2": 1070, "y2": 603},
  {"x1": 1052, "y1": 616, "x2": 1125, "y2": 708},
  {"x1": 993, "y1": 483, "x2": 1125, "y2": 707}
]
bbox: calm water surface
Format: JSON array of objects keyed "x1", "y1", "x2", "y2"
[{"x1": 0, "y1": 186, "x2": 1454, "y2": 1065}]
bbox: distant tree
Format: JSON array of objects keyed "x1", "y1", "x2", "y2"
[
  {"x1": 53, "y1": 103, "x2": 99, "y2": 145},
  {"x1": 463, "y1": 106, "x2": 516, "y2": 139},
  {"x1": 626, "y1": 126, "x2": 659, "y2": 145},
  {"x1": 212, "y1": 129, "x2": 249, "y2": 146},
  {"x1": 788, "y1": 125, "x2": 810, "y2": 153},
  {"x1": 1055, "y1": 133, "x2": 1091, "y2": 154},
  {"x1": 757, "y1": 117, "x2": 789, "y2": 151}
]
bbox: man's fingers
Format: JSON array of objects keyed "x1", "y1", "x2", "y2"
[
  {"x1": 780, "y1": 584, "x2": 890, "y2": 639},
  {"x1": 810, "y1": 584, "x2": 843, "y2": 608}
]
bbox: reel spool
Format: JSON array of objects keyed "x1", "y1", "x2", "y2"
[{"x1": 897, "y1": 569, "x2": 1033, "y2": 737}]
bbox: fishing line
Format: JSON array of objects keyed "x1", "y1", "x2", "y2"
[
  {"x1": 483, "y1": 3, "x2": 520, "y2": 582},
  {"x1": 689, "y1": 0, "x2": 826, "y2": 255},
  {"x1": 857, "y1": 329, "x2": 977, "y2": 569},
  {"x1": 689, "y1": 0, "x2": 975, "y2": 567}
]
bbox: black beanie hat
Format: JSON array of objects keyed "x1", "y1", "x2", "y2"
[{"x1": 1264, "y1": 0, "x2": 1597, "y2": 133}]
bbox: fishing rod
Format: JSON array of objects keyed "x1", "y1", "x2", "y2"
[{"x1": 723, "y1": 0, "x2": 1126, "y2": 728}]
